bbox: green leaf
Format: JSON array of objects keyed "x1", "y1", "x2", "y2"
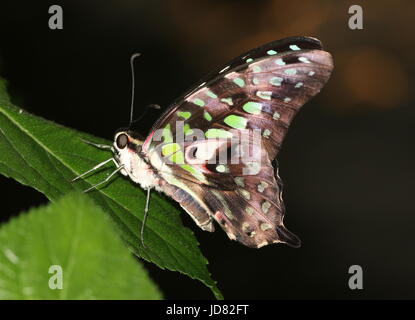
[
  {"x1": 0, "y1": 78, "x2": 222, "y2": 299},
  {"x1": 0, "y1": 192, "x2": 162, "y2": 299}
]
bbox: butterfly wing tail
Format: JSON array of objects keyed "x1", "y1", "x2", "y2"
[{"x1": 276, "y1": 225, "x2": 301, "y2": 248}]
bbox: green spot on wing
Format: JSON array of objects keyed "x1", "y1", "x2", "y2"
[
  {"x1": 284, "y1": 68, "x2": 297, "y2": 75},
  {"x1": 233, "y1": 77, "x2": 245, "y2": 87},
  {"x1": 204, "y1": 111, "x2": 212, "y2": 121},
  {"x1": 206, "y1": 90, "x2": 217, "y2": 98},
  {"x1": 242, "y1": 102, "x2": 262, "y2": 115},
  {"x1": 270, "y1": 77, "x2": 283, "y2": 86},
  {"x1": 169, "y1": 151, "x2": 185, "y2": 164},
  {"x1": 184, "y1": 124, "x2": 194, "y2": 136},
  {"x1": 252, "y1": 65, "x2": 261, "y2": 73},
  {"x1": 224, "y1": 115, "x2": 247, "y2": 129},
  {"x1": 193, "y1": 98, "x2": 205, "y2": 107},
  {"x1": 205, "y1": 129, "x2": 232, "y2": 139},
  {"x1": 177, "y1": 111, "x2": 191, "y2": 120},
  {"x1": 163, "y1": 124, "x2": 173, "y2": 143},
  {"x1": 161, "y1": 143, "x2": 180, "y2": 157}
]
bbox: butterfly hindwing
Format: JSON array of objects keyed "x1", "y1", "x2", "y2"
[{"x1": 143, "y1": 36, "x2": 333, "y2": 248}]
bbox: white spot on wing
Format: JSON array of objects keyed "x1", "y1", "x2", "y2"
[
  {"x1": 257, "y1": 241, "x2": 268, "y2": 248},
  {"x1": 273, "y1": 111, "x2": 280, "y2": 120},
  {"x1": 274, "y1": 58, "x2": 285, "y2": 66},
  {"x1": 299, "y1": 57, "x2": 311, "y2": 63},
  {"x1": 260, "y1": 223, "x2": 273, "y2": 231},
  {"x1": 256, "y1": 91, "x2": 272, "y2": 100},
  {"x1": 234, "y1": 177, "x2": 245, "y2": 187},
  {"x1": 239, "y1": 189, "x2": 251, "y2": 200},
  {"x1": 261, "y1": 201, "x2": 271, "y2": 213},
  {"x1": 262, "y1": 129, "x2": 271, "y2": 138}
]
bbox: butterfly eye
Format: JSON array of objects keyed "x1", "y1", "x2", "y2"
[{"x1": 116, "y1": 133, "x2": 128, "y2": 149}]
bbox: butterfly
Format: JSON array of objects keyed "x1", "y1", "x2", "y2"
[{"x1": 73, "y1": 36, "x2": 333, "y2": 249}]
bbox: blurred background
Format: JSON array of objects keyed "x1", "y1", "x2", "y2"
[{"x1": 0, "y1": 0, "x2": 414, "y2": 299}]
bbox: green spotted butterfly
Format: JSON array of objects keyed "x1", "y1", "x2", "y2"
[{"x1": 74, "y1": 36, "x2": 333, "y2": 248}]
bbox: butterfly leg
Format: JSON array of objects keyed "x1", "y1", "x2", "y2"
[
  {"x1": 71, "y1": 157, "x2": 117, "y2": 182},
  {"x1": 140, "y1": 188, "x2": 152, "y2": 248},
  {"x1": 83, "y1": 164, "x2": 124, "y2": 193}
]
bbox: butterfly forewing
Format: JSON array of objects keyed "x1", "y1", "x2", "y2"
[{"x1": 143, "y1": 36, "x2": 333, "y2": 248}]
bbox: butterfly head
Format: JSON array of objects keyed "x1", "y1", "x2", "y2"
[
  {"x1": 113, "y1": 127, "x2": 147, "y2": 163},
  {"x1": 112, "y1": 128, "x2": 158, "y2": 188},
  {"x1": 113, "y1": 127, "x2": 144, "y2": 156}
]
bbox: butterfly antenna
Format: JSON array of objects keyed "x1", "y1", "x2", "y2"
[{"x1": 129, "y1": 53, "x2": 141, "y2": 126}]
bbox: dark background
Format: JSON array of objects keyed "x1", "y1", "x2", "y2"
[{"x1": 0, "y1": 1, "x2": 414, "y2": 299}]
